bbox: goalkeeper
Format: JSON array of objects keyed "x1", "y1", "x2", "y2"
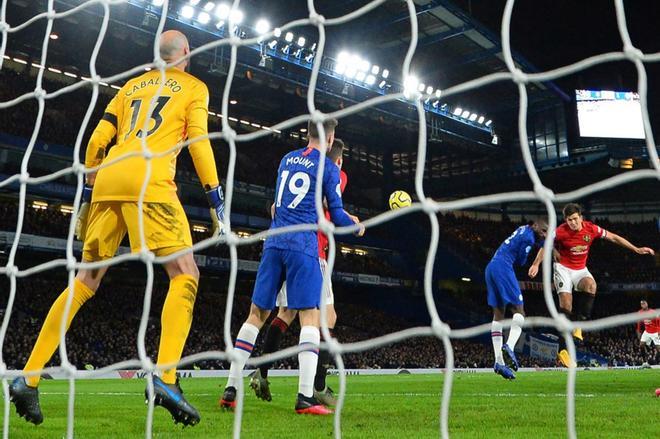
[{"x1": 9, "y1": 30, "x2": 224, "y2": 427}]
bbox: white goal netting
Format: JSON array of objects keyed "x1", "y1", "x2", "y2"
[{"x1": 0, "y1": 0, "x2": 659, "y2": 438}]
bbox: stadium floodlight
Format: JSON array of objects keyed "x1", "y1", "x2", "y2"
[
  {"x1": 337, "y1": 51, "x2": 350, "y2": 64},
  {"x1": 355, "y1": 71, "x2": 366, "y2": 82},
  {"x1": 345, "y1": 66, "x2": 358, "y2": 79},
  {"x1": 468, "y1": 113, "x2": 478, "y2": 122},
  {"x1": 49, "y1": 33, "x2": 58, "y2": 40},
  {"x1": 229, "y1": 9, "x2": 243, "y2": 24},
  {"x1": 381, "y1": 69, "x2": 389, "y2": 79},
  {"x1": 435, "y1": 89, "x2": 442, "y2": 98},
  {"x1": 267, "y1": 39, "x2": 277, "y2": 49},
  {"x1": 335, "y1": 62, "x2": 346, "y2": 75},
  {"x1": 461, "y1": 110, "x2": 470, "y2": 118},
  {"x1": 478, "y1": 115, "x2": 485, "y2": 124},
  {"x1": 255, "y1": 19, "x2": 270, "y2": 35},
  {"x1": 365, "y1": 74, "x2": 376, "y2": 85},
  {"x1": 417, "y1": 83, "x2": 425, "y2": 92},
  {"x1": 203, "y1": 2, "x2": 215, "y2": 11},
  {"x1": 371, "y1": 65, "x2": 380, "y2": 75},
  {"x1": 359, "y1": 59, "x2": 370, "y2": 72},
  {"x1": 453, "y1": 107, "x2": 462, "y2": 116},
  {"x1": 152, "y1": 0, "x2": 164, "y2": 6},
  {"x1": 198, "y1": 11, "x2": 211, "y2": 24},
  {"x1": 378, "y1": 80, "x2": 387, "y2": 89},
  {"x1": 215, "y1": 3, "x2": 230, "y2": 19},
  {"x1": 485, "y1": 119, "x2": 492, "y2": 127},
  {"x1": 297, "y1": 36, "x2": 305, "y2": 47},
  {"x1": 273, "y1": 27, "x2": 281, "y2": 37},
  {"x1": 285, "y1": 32, "x2": 294, "y2": 42},
  {"x1": 426, "y1": 86, "x2": 434, "y2": 95},
  {"x1": 181, "y1": 5, "x2": 195, "y2": 19},
  {"x1": 189, "y1": 0, "x2": 201, "y2": 5},
  {"x1": 403, "y1": 75, "x2": 419, "y2": 95},
  {"x1": 215, "y1": 20, "x2": 225, "y2": 29}
]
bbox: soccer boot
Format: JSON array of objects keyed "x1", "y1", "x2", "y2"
[
  {"x1": 572, "y1": 327, "x2": 583, "y2": 343},
  {"x1": 146, "y1": 376, "x2": 200, "y2": 426},
  {"x1": 557, "y1": 349, "x2": 577, "y2": 368},
  {"x1": 493, "y1": 362, "x2": 516, "y2": 380},
  {"x1": 313, "y1": 386, "x2": 337, "y2": 406},
  {"x1": 219, "y1": 386, "x2": 237, "y2": 410},
  {"x1": 249, "y1": 369, "x2": 272, "y2": 402},
  {"x1": 295, "y1": 393, "x2": 333, "y2": 415},
  {"x1": 9, "y1": 377, "x2": 43, "y2": 425},
  {"x1": 501, "y1": 345, "x2": 520, "y2": 371}
]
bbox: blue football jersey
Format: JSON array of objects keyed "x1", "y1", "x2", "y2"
[
  {"x1": 264, "y1": 147, "x2": 352, "y2": 257},
  {"x1": 491, "y1": 225, "x2": 538, "y2": 267}
]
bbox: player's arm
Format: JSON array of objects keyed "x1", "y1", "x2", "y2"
[
  {"x1": 186, "y1": 83, "x2": 225, "y2": 236},
  {"x1": 528, "y1": 246, "x2": 560, "y2": 278},
  {"x1": 323, "y1": 167, "x2": 364, "y2": 236},
  {"x1": 636, "y1": 320, "x2": 642, "y2": 337},
  {"x1": 602, "y1": 231, "x2": 655, "y2": 255},
  {"x1": 76, "y1": 96, "x2": 119, "y2": 241}
]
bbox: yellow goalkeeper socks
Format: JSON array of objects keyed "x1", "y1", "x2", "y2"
[
  {"x1": 157, "y1": 274, "x2": 198, "y2": 385},
  {"x1": 24, "y1": 278, "x2": 95, "y2": 387}
]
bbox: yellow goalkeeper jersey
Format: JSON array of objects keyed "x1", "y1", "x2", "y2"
[{"x1": 87, "y1": 68, "x2": 218, "y2": 202}]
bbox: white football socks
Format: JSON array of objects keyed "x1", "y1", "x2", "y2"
[
  {"x1": 298, "y1": 325, "x2": 320, "y2": 398},
  {"x1": 506, "y1": 313, "x2": 525, "y2": 350},
  {"x1": 226, "y1": 323, "x2": 260, "y2": 389},
  {"x1": 491, "y1": 321, "x2": 504, "y2": 365}
]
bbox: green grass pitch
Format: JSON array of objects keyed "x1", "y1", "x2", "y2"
[{"x1": 7, "y1": 370, "x2": 659, "y2": 438}]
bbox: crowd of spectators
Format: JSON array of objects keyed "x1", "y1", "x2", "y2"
[{"x1": 1, "y1": 273, "x2": 656, "y2": 374}]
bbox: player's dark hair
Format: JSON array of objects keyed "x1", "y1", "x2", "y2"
[
  {"x1": 307, "y1": 117, "x2": 338, "y2": 140},
  {"x1": 535, "y1": 217, "x2": 548, "y2": 231},
  {"x1": 327, "y1": 138, "x2": 345, "y2": 163},
  {"x1": 563, "y1": 203, "x2": 582, "y2": 218}
]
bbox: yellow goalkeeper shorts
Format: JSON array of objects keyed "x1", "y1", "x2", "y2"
[{"x1": 82, "y1": 200, "x2": 192, "y2": 262}]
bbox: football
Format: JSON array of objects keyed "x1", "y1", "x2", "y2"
[{"x1": 389, "y1": 190, "x2": 412, "y2": 210}]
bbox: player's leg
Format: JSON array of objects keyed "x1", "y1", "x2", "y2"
[
  {"x1": 251, "y1": 303, "x2": 297, "y2": 402},
  {"x1": 485, "y1": 262, "x2": 514, "y2": 378},
  {"x1": 573, "y1": 273, "x2": 597, "y2": 341},
  {"x1": 125, "y1": 201, "x2": 202, "y2": 425},
  {"x1": 11, "y1": 202, "x2": 122, "y2": 425},
  {"x1": 221, "y1": 248, "x2": 284, "y2": 409},
  {"x1": 503, "y1": 304, "x2": 525, "y2": 371},
  {"x1": 286, "y1": 252, "x2": 331, "y2": 415},
  {"x1": 554, "y1": 263, "x2": 577, "y2": 367},
  {"x1": 314, "y1": 258, "x2": 337, "y2": 404}
]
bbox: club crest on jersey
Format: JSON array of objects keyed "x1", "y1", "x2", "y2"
[{"x1": 583, "y1": 235, "x2": 591, "y2": 242}]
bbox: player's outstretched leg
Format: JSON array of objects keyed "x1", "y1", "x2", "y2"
[
  {"x1": 146, "y1": 376, "x2": 200, "y2": 426},
  {"x1": 493, "y1": 363, "x2": 516, "y2": 380},
  {"x1": 9, "y1": 377, "x2": 43, "y2": 425},
  {"x1": 313, "y1": 344, "x2": 337, "y2": 406}
]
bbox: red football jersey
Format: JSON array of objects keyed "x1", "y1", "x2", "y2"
[
  {"x1": 554, "y1": 220, "x2": 607, "y2": 270},
  {"x1": 637, "y1": 308, "x2": 659, "y2": 334},
  {"x1": 318, "y1": 170, "x2": 348, "y2": 260}
]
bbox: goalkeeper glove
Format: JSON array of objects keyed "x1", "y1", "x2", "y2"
[
  {"x1": 206, "y1": 185, "x2": 226, "y2": 237},
  {"x1": 75, "y1": 185, "x2": 93, "y2": 241}
]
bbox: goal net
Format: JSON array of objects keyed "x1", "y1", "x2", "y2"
[{"x1": 0, "y1": 0, "x2": 658, "y2": 438}]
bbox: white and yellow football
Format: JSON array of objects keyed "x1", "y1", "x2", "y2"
[{"x1": 388, "y1": 190, "x2": 412, "y2": 210}]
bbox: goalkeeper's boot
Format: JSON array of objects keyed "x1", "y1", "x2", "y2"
[
  {"x1": 146, "y1": 376, "x2": 200, "y2": 426},
  {"x1": 501, "y1": 344, "x2": 520, "y2": 371},
  {"x1": 219, "y1": 386, "x2": 237, "y2": 410},
  {"x1": 572, "y1": 327, "x2": 583, "y2": 343},
  {"x1": 9, "y1": 377, "x2": 43, "y2": 425},
  {"x1": 493, "y1": 362, "x2": 515, "y2": 380},
  {"x1": 557, "y1": 349, "x2": 577, "y2": 368},
  {"x1": 249, "y1": 369, "x2": 272, "y2": 402},
  {"x1": 313, "y1": 386, "x2": 337, "y2": 406},
  {"x1": 295, "y1": 393, "x2": 333, "y2": 415}
]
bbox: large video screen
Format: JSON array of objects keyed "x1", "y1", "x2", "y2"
[{"x1": 575, "y1": 89, "x2": 645, "y2": 139}]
